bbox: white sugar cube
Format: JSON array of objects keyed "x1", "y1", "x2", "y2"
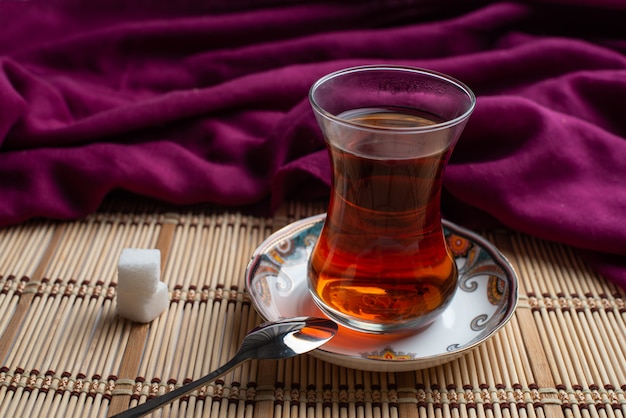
[
  {"x1": 116, "y1": 248, "x2": 169, "y2": 323},
  {"x1": 117, "y1": 248, "x2": 161, "y2": 294},
  {"x1": 117, "y1": 281, "x2": 169, "y2": 324}
]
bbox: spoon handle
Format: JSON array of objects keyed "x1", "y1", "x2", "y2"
[{"x1": 110, "y1": 354, "x2": 247, "y2": 418}]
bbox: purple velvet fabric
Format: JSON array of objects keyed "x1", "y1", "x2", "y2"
[{"x1": 1, "y1": 0, "x2": 625, "y2": 289}]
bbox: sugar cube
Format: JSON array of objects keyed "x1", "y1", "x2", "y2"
[
  {"x1": 117, "y1": 248, "x2": 161, "y2": 294},
  {"x1": 117, "y1": 281, "x2": 169, "y2": 324},
  {"x1": 116, "y1": 248, "x2": 169, "y2": 323}
]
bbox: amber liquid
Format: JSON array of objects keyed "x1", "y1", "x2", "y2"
[{"x1": 309, "y1": 107, "x2": 458, "y2": 332}]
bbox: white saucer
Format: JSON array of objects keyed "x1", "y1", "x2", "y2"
[{"x1": 245, "y1": 214, "x2": 518, "y2": 372}]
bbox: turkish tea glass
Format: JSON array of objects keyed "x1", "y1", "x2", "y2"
[{"x1": 308, "y1": 65, "x2": 476, "y2": 334}]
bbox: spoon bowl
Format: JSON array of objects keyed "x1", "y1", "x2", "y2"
[{"x1": 111, "y1": 316, "x2": 337, "y2": 417}]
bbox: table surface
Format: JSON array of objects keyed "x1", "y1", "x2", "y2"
[{"x1": 0, "y1": 199, "x2": 624, "y2": 418}]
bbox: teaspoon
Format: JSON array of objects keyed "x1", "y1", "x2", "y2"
[{"x1": 111, "y1": 316, "x2": 337, "y2": 417}]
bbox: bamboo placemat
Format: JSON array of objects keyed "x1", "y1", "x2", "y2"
[{"x1": 0, "y1": 199, "x2": 624, "y2": 418}]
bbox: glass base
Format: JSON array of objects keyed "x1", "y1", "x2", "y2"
[{"x1": 309, "y1": 290, "x2": 440, "y2": 335}]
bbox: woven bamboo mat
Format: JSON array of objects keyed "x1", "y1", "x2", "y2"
[{"x1": 0, "y1": 199, "x2": 624, "y2": 418}]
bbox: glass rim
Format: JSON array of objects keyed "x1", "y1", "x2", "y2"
[{"x1": 309, "y1": 64, "x2": 476, "y2": 133}]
